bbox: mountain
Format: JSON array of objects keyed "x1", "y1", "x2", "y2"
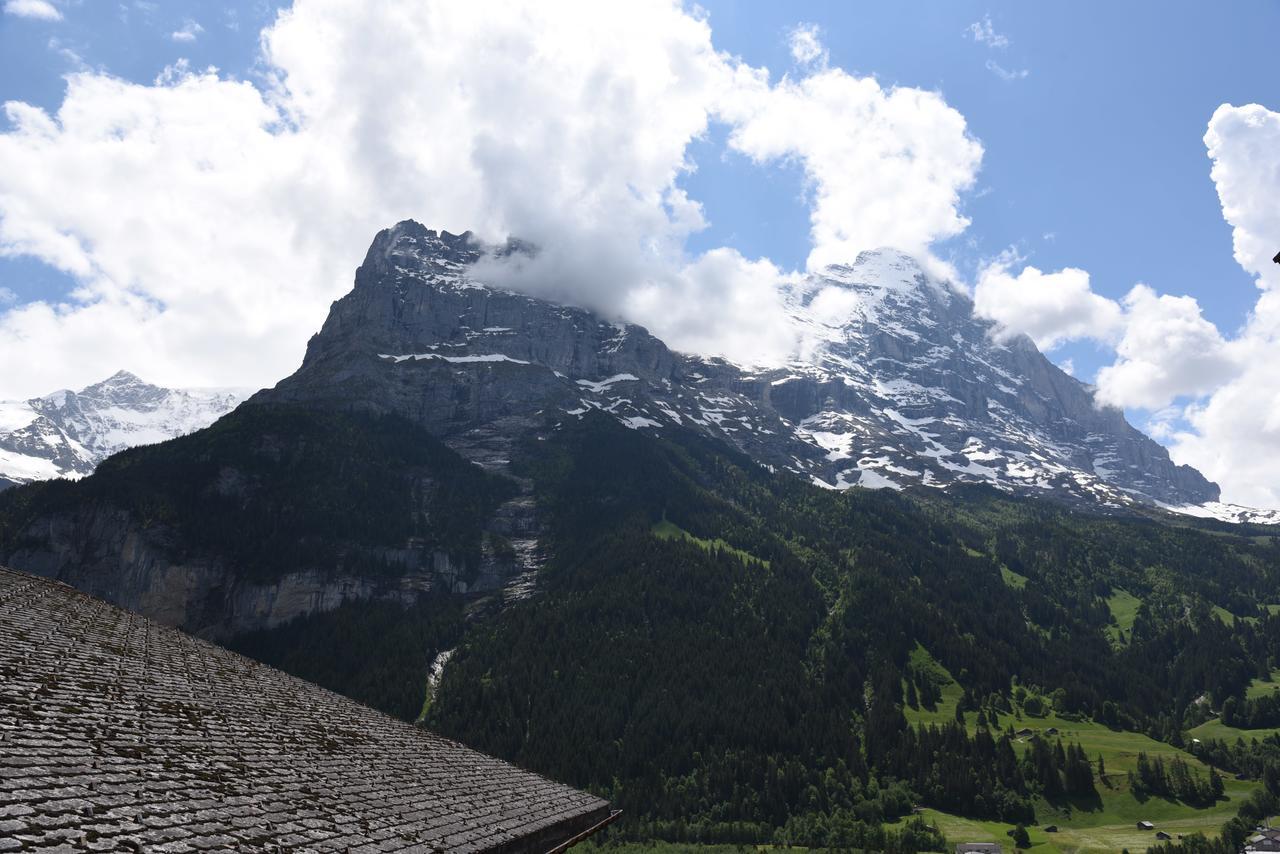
[
  {"x1": 261, "y1": 220, "x2": 1216, "y2": 510},
  {"x1": 0, "y1": 221, "x2": 1247, "y2": 637},
  {"x1": 0, "y1": 370, "x2": 246, "y2": 489},
  {"x1": 4, "y1": 222, "x2": 1280, "y2": 849}
]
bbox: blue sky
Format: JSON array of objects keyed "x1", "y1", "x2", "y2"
[
  {"x1": 2, "y1": 1, "x2": 1274, "y2": 380},
  {"x1": 1, "y1": 0, "x2": 1279, "y2": 504},
  {"x1": 689, "y1": 1, "x2": 1279, "y2": 377}
]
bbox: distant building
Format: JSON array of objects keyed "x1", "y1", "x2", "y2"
[
  {"x1": 1138, "y1": 820, "x2": 1156, "y2": 830},
  {"x1": 0, "y1": 566, "x2": 615, "y2": 851},
  {"x1": 1246, "y1": 828, "x2": 1280, "y2": 853},
  {"x1": 1044, "y1": 825, "x2": 1059, "y2": 833},
  {"x1": 1156, "y1": 831, "x2": 1172, "y2": 840},
  {"x1": 1015, "y1": 727, "x2": 1034, "y2": 737},
  {"x1": 956, "y1": 844, "x2": 1003, "y2": 854}
]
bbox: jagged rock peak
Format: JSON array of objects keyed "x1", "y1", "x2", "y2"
[
  {"x1": 0, "y1": 372, "x2": 248, "y2": 488},
  {"x1": 258, "y1": 221, "x2": 1227, "y2": 514},
  {"x1": 354, "y1": 220, "x2": 543, "y2": 289},
  {"x1": 356, "y1": 220, "x2": 483, "y2": 284}
]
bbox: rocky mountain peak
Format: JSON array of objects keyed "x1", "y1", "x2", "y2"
[
  {"x1": 356, "y1": 220, "x2": 482, "y2": 286},
  {"x1": 77, "y1": 370, "x2": 168, "y2": 407},
  {"x1": 261, "y1": 223, "x2": 1227, "y2": 515},
  {"x1": 0, "y1": 373, "x2": 247, "y2": 489}
]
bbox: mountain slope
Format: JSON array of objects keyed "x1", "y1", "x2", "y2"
[
  {"x1": 239, "y1": 412, "x2": 1280, "y2": 847},
  {"x1": 259, "y1": 220, "x2": 1216, "y2": 511},
  {"x1": 0, "y1": 370, "x2": 245, "y2": 489},
  {"x1": 0, "y1": 405, "x2": 517, "y2": 636}
]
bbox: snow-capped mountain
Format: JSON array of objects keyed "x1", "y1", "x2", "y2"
[
  {"x1": 769, "y1": 251, "x2": 1215, "y2": 505},
  {"x1": 0, "y1": 371, "x2": 247, "y2": 489},
  {"x1": 257, "y1": 221, "x2": 1230, "y2": 516}
]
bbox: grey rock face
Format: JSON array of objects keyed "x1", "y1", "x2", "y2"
[
  {"x1": 1, "y1": 499, "x2": 456, "y2": 639},
  {"x1": 0, "y1": 370, "x2": 246, "y2": 486},
  {"x1": 260, "y1": 220, "x2": 1218, "y2": 509}
]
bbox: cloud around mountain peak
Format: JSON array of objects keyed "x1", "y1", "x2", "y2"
[
  {"x1": 0, "y1": 2, "x2": 1277, "y2": 505},
  {"x1": 0, "y1": 0, "x2": 982, "y2": 395}
]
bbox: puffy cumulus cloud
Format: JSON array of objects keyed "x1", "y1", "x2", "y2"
[
  {"x1": 1152, "y1": 104, "x2": 1280, "y2": 506},
  {"x1": 971, "y1": 256, "x2": 1238, "y2": 410},
  {"x1": 0, "y1": 69, "x2": 334, "y2": 396},
  {"x1": 973, "y1": 261, "x2": 1124, "y2": 350},
  {"x1": 3, "y1": 0, "x2": 61, "y2": 21},
  {"x1": 1094, "y1": 285, "x2": 1239, "y2": 410},
  {"x1": 625, "y1": 249, "x2": 799, "y2": 366},
  {"x1": 0, "y1": 0, "x2": 985, "y2": 398},
  {"x1": 1204, "y1": 104, "x2": 1280, "y2": 290},
  {"x1": 722, "y1": 64, "x2": 983, "y2": 273},
  {"x1": 1010, "y1": 102, "x2": 1280, "y2": 506}
]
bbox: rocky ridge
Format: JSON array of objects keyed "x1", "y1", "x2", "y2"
[{"x1": 259, "y1": 220, "x2": 1219, "y2": 513}]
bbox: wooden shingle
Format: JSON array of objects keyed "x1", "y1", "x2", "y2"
[{"x1": 0, "y1": 566, "x2": 613, "y2": 852}]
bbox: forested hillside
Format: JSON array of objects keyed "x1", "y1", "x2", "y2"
[{"x1": 7, "y1": 408, "x2": 1280, "y2": 850}]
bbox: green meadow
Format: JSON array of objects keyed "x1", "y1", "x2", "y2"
[{"x1": 903, "y1": 647, "x2": 1257, "y2": 853}]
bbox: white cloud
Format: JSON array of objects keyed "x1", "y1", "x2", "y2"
[
  {"x1": 974, "y1": 258, "x2": 1239, "y2": 411},
  {"x1": 1204, "y1": 103, "x2": 1280, "y2": 290},
  {"x1": 985, "y1": 60, "x2": 1029, "y2": 81},
  {"x1": 787, "y1": 23, "x2": 828, "y2": 68},
  {"x1": 966, "y1": 15, "x2": 1009, "y2": 49},
  {"x1": 0, "y1": 0, "x2": 985, "y2": 397},
  {"x1": 1094, "y1": 285, "x2": 1238, "y2": 410},
  {"x1": 974, "y1": 260, "x2": 1124, "y2": 351},
  {"x1": 171, "y1": 18, "x2": 203, "y2": 42},
  {"x1": 0, "y1": 287, "x2": 15, "y2": 304},
  {"x1": 986, "y1": 102, "x2": 1280, "y2": 507},
  {"x1": 4, "y1": 0, "x2": 61, "y2": 21},
  {"x1": 1153, "y1": 103, "x2": 1280, "y2": 507},
  {"x1": 721, "y1": 65, "x2": 983, "y2": 272}
]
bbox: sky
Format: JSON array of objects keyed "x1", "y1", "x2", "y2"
[{"x1": 0, "y1": 0, "x2": 1278, "y2": 506}]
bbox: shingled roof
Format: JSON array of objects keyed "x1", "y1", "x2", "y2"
[{"x1": 0, "y1": 566, "x2": 614, "y2": 852}]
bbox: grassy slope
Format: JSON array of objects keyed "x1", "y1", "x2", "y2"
[
  {"x1": 1001, "y1": 566, "x2": 1029, "y2": 589},
  {"x1": 652, "y1": 519, "x2": 770, "y2": 568},
  {"x1": 1105, "y1": 589, "x2": 1142, "y2": 645},
  {"x1": 1187, "y1": 669, "x2": 1280, "y2": 742},
  {"x1": 903, "y1": 647, "x2": 1256, "y2": 853},
  {"x1": 1248, "y1": 670, "x2": 1280, "y2": 700}
]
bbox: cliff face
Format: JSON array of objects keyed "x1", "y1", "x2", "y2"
[{"x1": 3, "y1": 500, "x2": 466, "y2": 639}]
